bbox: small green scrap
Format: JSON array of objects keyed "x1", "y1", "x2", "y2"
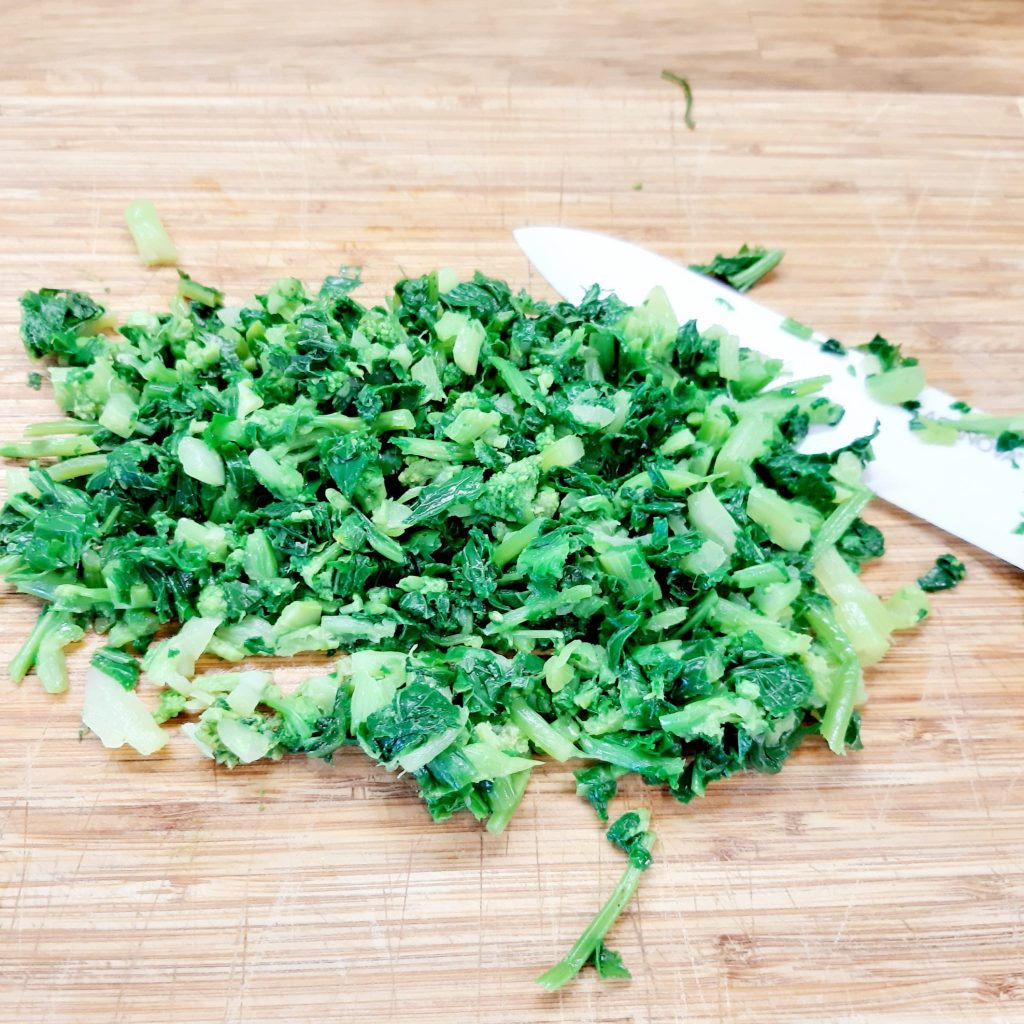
[
  {"x1": 124, "y1": 199, "x2": 178, "y2": 267},
  {"x1": 917, "y1": 554, "x2": 966, "y2": 593},
  {"x1": 536, "y1": 809, "x2": 656, "y2": 991},
  {"x1": 660, "y1": 70, "x2": 696, "y2": 130},
  {"x1": 857, "y1": 334, "x2": 925, "y2": 406},
  {"x1": 780, "y1": 317, "x2": 814, "y2": 340},
  {"x1": 691, "y1": 245, "x2": 784, "y2": 292}
]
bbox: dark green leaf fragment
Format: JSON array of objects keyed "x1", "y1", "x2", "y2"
[
  {"x1": 20, "y1": 289, "x2": 106, "y2": 363},
  {"x1": 90, "y1": 646, "x2": 140, "y2": 690},
  {"x1": 917, "y1": 554, "x2": 966, "y2": 592},
  {"x1": 406, "y1": 468, "x2": 485, "y2": 525},
  {"x1": 729, "y1": 652, "x2": 813, "y2": 716},
  {"x1": 857, "y1": 333, "x2": 917, "y2": 372},
  {"x1": 364, "y1": 681, "x2": 461, "y2": 763},
  {"x1": 592, "y1": 943, "x2": 631, "y2": 980},
  {"x1": 574, "y1": 763, "x2": 621, "y2": 822},
  {"x1": 606, "y1": 810, "x2": 654, "y2": 870}
]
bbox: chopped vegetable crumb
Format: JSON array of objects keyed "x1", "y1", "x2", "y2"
[
  {"x1": 124, "y1": 199, "x2": 178, "y2": 267},
  {"x1": 691, "y1": 245, "x2": 784, "y2": 292},
  {"x1": 536, "y1": 809, "x2": 656, "y2": 990},
  {"x1": 857, "y1": 334, "x2": 925, "y2": 406},
  {"x1": 660, "y1": 70, "x2": 696, "y2": 130},
  {"x1": 917, "y1": 554, "x2": 966, "y2": 592},
  {"x1": 780, "y1": 316, "x2": 814, "y2": 340}
]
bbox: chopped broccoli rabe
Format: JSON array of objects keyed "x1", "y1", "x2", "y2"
[
  {"x1": 780, "y1": 317, "x2": 813, "y2": 340},
  {"x1": 917, "y1": 554, "x2": 966, "y2": 592},
  {"x1": 690, "y1": 245, "x2": 784, "y2": 292},
  {"x1": 1, "y1": 264, "x2": 930, "y2": 794},
  {"x1": 536, "y1": 809, "x2": 656, "y2": 990},
  {"x1": 1, "y1": 261, "x2": 943, "y2": 989},
  {"x1": 123, "y1": 200, "x2": 178, "y2": 267},
  {"x1": 857, "y1": 333, "x2": 925, "y2": 405}
]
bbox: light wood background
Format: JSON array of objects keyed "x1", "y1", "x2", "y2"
[{"x1": 1, "y1": 3, "x2": 1023, "y2": 1022}]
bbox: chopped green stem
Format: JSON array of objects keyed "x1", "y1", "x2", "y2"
[
  {"x1": 536, "y1": 828, "x2": 655, "y2": 991},
  {"x1": 485, "y1": 769, "x2": 532, "y2": 834},
  {"x1": 577, "y1": 735, "x2": 685, "y2": 778},
  {"x1": 780, "y1": 317, "x2": 814, "y2": 340},
  {"x1": 804, "y1": 602, "x2": 861, "y2": 754},
  {"x1": 0, "y1": 437, "x2": 100, "y2": 458},
  {"x1": 660, "y1": 70, "x2": 695, "y2": 130},
  {"x1": 124, "y1": 199, "x2": 178, "y2": 267},
  {"x1": 726, "y1": 248, "x2": 783, "y2": 291},
  {"x1": 809, "y1": 488, "x2": 873, "y2": 564},
  {"x1": 8, "y1": 607, "x2": 58, "y2": 683},
  {"x1": 23, "y1": 420, "x2": 98, "y2": 437},
  {"x1": 757, "y1": 374, "x2": 831, "y2": 399},
  {"x1": 43, "y1": 453, "x2": 109, "y2": 482},
  {"x1": 508, "y1": 696, "x2": 583, "y2": 762},
  {"x1": 935, "y1": 414, "x2": 1024, "y2": 437}
]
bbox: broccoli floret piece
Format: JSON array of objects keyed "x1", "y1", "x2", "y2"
[{"x1": 475, "y1": 457, "x2": 541, "y2": 522}]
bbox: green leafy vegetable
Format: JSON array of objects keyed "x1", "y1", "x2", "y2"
[
  {"x1": 780, "y1": 317, "x2": 814, "y2": 340},
  {"x1": 574, "y1": 763, "x2": 623, "y2": 822},
  {"x1": 1, "y1": 261, "x2": 939, "y2": 989},
  {"x1": 917, "y1": 554, "x2": 966, "y2": 592},
  {"x1": 592, "y1": 943, "x2": 631, "y2": 980},
  {"x1": 858, "y1": 334, "x2": 917, "y2": 373},
  {"x1": 536, "y1": 808, "x2": 655, "y2": 990},
  {"x1": 857, "y1": 333, "x2": 925, "y2": 405},
  {"x1": 123, "y1": 199, "x2": 178, "y2": 267},
  {"x1": 91, "y1": 646, "x2": 141, "y2": 690},
  {"x1": 690, "y1": 245, "x2": 784, "y2": 292}
]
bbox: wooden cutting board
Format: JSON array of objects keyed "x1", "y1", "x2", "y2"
[{"x1": 1, "y1": 3, "x2": 1022, "y2": 1021}]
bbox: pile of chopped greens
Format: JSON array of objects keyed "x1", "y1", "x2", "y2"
[{"x1": 1, "y1": 264, "x2": 950, "y2": 984}]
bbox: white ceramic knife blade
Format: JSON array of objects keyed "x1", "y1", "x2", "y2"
[{"x1": 514, "y1": 225, "x2": 1024, "y2": 570}]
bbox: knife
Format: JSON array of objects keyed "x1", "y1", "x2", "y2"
[{"x1": 514, "y1": 226, "x2": 1024, "y2": 570}]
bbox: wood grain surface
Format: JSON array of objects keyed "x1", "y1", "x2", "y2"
[{"x1": 2, "y1": 3, "x2": 1023, "y2": 1022}]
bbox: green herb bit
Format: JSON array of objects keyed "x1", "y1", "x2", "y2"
[
  {"x1": 660, "y1": 70, "x2": 695, "y2": 130},
  {"x1": 780, "y1": 317, "x2": 814, "y2": 340},
  {"x1": 691, "y1": 245, "x2": 784, "y2": 292},
  {"x1": 917, "y1": 554, "x2": 966, "y2": 593},
  {"x1": 536, "y1": 810, "x2": 655, "y2": 991},
  {"x1": 124, "y1": 199, "x2": 178, "y2": 267}
]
